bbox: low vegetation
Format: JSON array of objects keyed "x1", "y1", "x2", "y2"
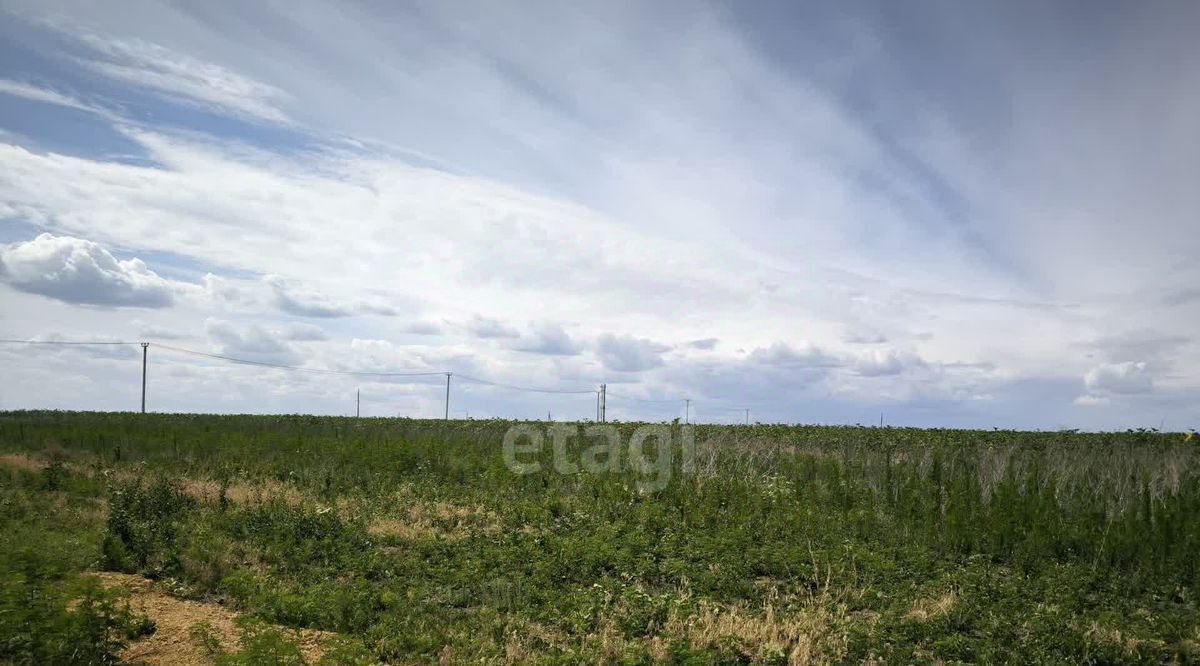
[{"x1": 1, "y1": 411, "x2": 1198, "y2": 663}]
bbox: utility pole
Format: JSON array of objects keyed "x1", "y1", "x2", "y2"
[
  {"x1": 596, "y1": 390, "x2": 600, "y2": 422},
  {"x1": 600, "y1": 383, "x2": 606, "y2": 423},
  {"x1": 444, "y1": 373, "x2": 452, "y2": 420},
  {"x1": 685, "y1": 398, "x2": 690, "y2": 424},
  {"x1": 140, "y1": 342, "x2": 148, "y2": 414},
  {"x1": 356, "y1": 389, "x2": 360, "y2": 418}
]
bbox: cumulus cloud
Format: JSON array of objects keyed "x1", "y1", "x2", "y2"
[
  {"x1": 0, "y1": 233, "x2": 181, "y2": 307},
  {"x1": 265, "y1": 275, "x2": 354, "y2": 317},
  {"x1": 279, "y1": 323, "x2": 328, "y2": 341},
  {"x1": 1085, "y1": 331, "x2": 1190, "y2": 365},
  {"x1": 131, "y1": 319, "x2": 189, "y2": 340},
  {"x1": 688, "y1": 337, "x2": 719, "y2": 350},
  {"x1": 0, "y1": 333, "x2": 140, "y2": 360},
  {"x1": 596, "y1": 334, "x2": 671, "y2": 372},
  {"x1": 466, "y1": 315, "x2": 520, "y2": 339},
  {"x1": 344, "y1": 338, "x2": 452, "y2": 377},
  {"x1": 204, "y1": 317, "x2": 301, "y2": 364},
  {"x1": 844, "y1": 328, "x2": 888, "y2": 344},
  {"x1": 749, "y1": 342, "x2": 842, "y2": 369},
  {"x1": 853, "y1": 349, "x2": 923, "y2": 377},
  {"x1": 202, "y1": 274, "x2": 247, "y2": 303},
  {"x1": 265, "y1": 275, "x2": 397, "y2": 318},
  {"x1": 510, "y1": 323, "x2": 582, "y2": 356},
  {"x1": 0, "y1": 3, "x2": 1197, "y2": 427},
  {"x1": 1083, "y1": 361, "x2": 1154, "y2": 395},
  {"x1": 403, "y1": 321, "x2": 444, "y2": 336}
]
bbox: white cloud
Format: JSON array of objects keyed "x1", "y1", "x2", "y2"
[
  {"x1": 0, "y1": 333, "x2": 139, "y2": 360},
  {"x1": 56, "y1": 27, "x2": 290, "y2": 124},
  {"x1": 204, "y1": 317, "x2": 300, "y2": 365},
  {"x1": 510, "y1": 323, "x2": 582, "y2": 356},
  {"x1": 0, "y1": 2, "x2": 1197, "y2": 427},
  {"x1": 403, "y1": 321, "x2": 444, "y2": 336},
  {"x1": 278, "y1": 323, "x2": 328, "y2": 342},
  {"x1": 596, "y1": 334, "x2": 670, "y2": 373},
  {"x1": 0, "y1": 233, "x2": 183, "y2": 307},
  {"x1": 265, "y1": 275, "x2": 398, "y2": 318},
  {"x1": 749, "y1": 342, "x2": 842, "y2": 369},
  {"x1": 0, "y1": 79, "x2": 97, "y2": 113},
  {"x1": 131, "y1": 319, "x2": 188, "y2": 340},
  {"x1": 1083, "y1": 361, "x2": 1154, "y2": 395},
  {"x1": 201, "y1": 273, "x2": 248, "y2": 304},
  {"x1": 466, "y1": 315, "x2": 520, "y2": 339},
  {"x1": 845, "y1": 328, "x2": 888, "y2": 345},
  {"x1": 853, "y1": 349, "x2": 924, "y2": 377}
]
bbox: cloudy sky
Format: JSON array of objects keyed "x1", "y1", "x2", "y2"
[{"x1": 0, "y1": 1, "x2": 1197, "y2": 429}]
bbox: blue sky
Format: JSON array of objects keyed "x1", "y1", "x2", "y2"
[{"x1": 0, "y1": 0, "x2": 1197, "y2": 429}]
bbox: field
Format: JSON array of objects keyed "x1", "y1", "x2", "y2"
[{"x1": 2, "y1": 411, "x2": 1199, "y2": 664}]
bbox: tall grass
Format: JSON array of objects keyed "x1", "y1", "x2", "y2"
[{"x1": 1, "y1": 410, "x2": 1197, "y2": 663}]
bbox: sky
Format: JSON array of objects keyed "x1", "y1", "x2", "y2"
[{"x1": 0, "y1": 0, "x2": 1197, "y2": 429}]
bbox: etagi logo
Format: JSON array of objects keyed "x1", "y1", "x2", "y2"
[{"x1": 502, "y1": 424, "x2": 695, "y2": 493}]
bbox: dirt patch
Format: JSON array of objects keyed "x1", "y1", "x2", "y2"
[
  {"x1": 0, "y1": 453, "x2": 46, "y2": 472},
  {"x1": 89, "y1": 572, "x2": 331, "y2": 665}
]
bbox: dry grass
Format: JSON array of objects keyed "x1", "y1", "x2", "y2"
[
  {"x1": 690, "y1": 433, "x2": 816, "y2": 479},
  {"x1": 504, "y1": 578, "x2": 854, "y2": 666},
  {"x1": 904, "y1": 590, "x2": 958, "y2": 622},
  {"x1": 0, "y1": 450, "x2": 310, "y2": 510},
  {"x1": 0, "y1": 483, "x2": 108, "y2": 525},
  {"x1": 1083, "y1": 621, "x2": 1162, "y2": 657},
  {"x1": 88, "y1": 572, "x2": 333, "y2": 665},
  {"x1": 179, "y1": 478, "x2": 305, "y2": 507},
  {"x1": 367, "y1": 500, "x2": 501, "y2": 541},
  {"x1": 0, "y1": 453, "x2": 46, "y2": 473},
  {"x1": 663, "y1": 598, "x2": 849, "y2": 665},
  {"x1": 501, "y1": 618, "x2": 570, "y2": 664}
]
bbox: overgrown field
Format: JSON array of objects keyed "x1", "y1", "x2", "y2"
[{"x1": 2, "y1": 411, "x2": 1199, "y2": 664}]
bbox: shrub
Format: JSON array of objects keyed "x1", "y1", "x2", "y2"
[
  {"x1": 102, "y1": 476, "x2": 195, "y2": 576},
  {"x1": 0, "y1": 574, "x2": 154, "y2": 665}
]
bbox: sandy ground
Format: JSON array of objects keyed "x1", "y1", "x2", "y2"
[{"x1": 90, "y1": 572, "x2": 332, "y2": 665}]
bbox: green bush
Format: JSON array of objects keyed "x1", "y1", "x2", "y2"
[
  {"x1": 102, "y1": 476, "x2": 195, "y2": 576},
  {"x1": 0, "y1": 574, "x2": 154, "y2": 665},
  {"x1": 2, "y1": 411, "x2": 1198, "y2": 663}
]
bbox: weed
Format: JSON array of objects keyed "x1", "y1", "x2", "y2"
[{"x1": 1, "y1": 411, "x2": 1197, "y2": 663}]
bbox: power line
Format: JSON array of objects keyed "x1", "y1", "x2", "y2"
[
  {"x1": 703, "y1": 405, "x2": 751, "y2": 412},
  {"x1": 605, "y1": 391, "x2": 751, "y2": 414},
  {"x1": 456, "y1": 373, "x2": 596, "y2": 395},
  {"x1": 3, "y1": 338, "x2": 761, "y2": 423},
  {"x1": 0, "y1": 339, "x2": 140, "y2": 345},
  {"x1": 604, "y1": 392, "x2": 685, "y2": 404},
  {"x1": 153, "y1": 343, "x2": 446, "y2": 378}
]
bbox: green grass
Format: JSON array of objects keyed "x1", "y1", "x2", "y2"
[{"x1": 1, "y1": 410, "x2": 1198, "y2": 664}]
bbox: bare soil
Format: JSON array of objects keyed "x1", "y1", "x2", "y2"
[{"x1": 89, "y1": 572, "x2": 332, "y2": 665}]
